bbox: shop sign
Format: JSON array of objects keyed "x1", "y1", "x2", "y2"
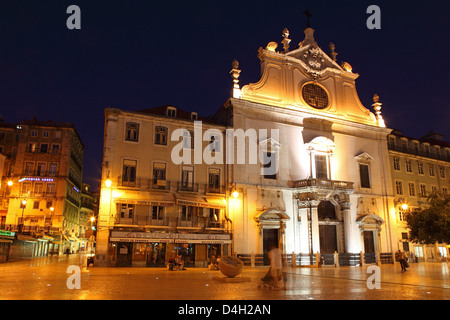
[
  {"x1": 0, "y1": 230, "x2": 15, "y2": 237},
  {"x1": 110, "y1": 231, "x2": 231, "y2": 244}
]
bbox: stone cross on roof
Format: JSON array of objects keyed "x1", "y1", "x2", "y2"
[{"x1": 303, "y1": 9, "x2": 312, "y2": 28}]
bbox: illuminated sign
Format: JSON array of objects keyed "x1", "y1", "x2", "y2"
[
  {"x1": 19, "y1": 177, "x2": 54, "y2": 182},
  {"x1": 0, "y1": 230, "x2": 15, "y2": 237}
]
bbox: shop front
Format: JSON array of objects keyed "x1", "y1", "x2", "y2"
[
  {"x1": 0, "y1": 230, "x2": 15, "y2": 263},
  {"x1": 109, "y1": 231, "x2": 231, "y2": 267}
]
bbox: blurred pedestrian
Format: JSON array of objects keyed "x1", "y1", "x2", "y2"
[
  {"x1": 396, "y1": 249, "x2": 407, "y2": 272},
  {"x1": 268, "y1": 245, "x2": 282, "y2": 290}
]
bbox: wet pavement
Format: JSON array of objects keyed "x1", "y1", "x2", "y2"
[{"x1": 0, "y1": 254, "x2": 449, "y2": 300}]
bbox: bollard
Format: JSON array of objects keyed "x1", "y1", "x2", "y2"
[
  {"x1": 291, "y1": 252, "x2": 297, "y2": 267},
  {"x1": 315, "y1": 252, "x2": 320, "y2": 267},
  {"x1": 360, "y1": 251, "x2": 365, "y2": 267},
  {"x1": 334, "y1": 251, "x2": 339, "y2": 267},
  {"x1": 251, "y1": 252, "x2": 255, "y2": 268}
]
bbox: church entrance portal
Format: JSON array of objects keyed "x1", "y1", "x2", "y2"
[{"x1": 263, "y1": 228, "x2": 279, "y2": 265}]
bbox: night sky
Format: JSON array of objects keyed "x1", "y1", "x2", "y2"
[{"x1": 0, "y1": 0, "x2": 449, "y2": 191}]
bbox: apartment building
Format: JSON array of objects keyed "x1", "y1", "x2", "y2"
[
  {"x1": 96, "y1": 107, "x2": 229, "y2": 267},
  {"x1": 388, "y1": 130, "x2": 450, "y2": 261},
  {"x1": 0, "y1": 119, "x2": 84, "y2": 258}
]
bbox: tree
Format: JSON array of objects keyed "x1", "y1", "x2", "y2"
[{"x1": 405, "y1": 191, "x2": 450, "y2": 244}]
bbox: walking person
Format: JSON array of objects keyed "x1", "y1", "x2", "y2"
[
  {"x1": 268, "y1": 245, "x2": 282, "y2": 290},
  {"x1": 396, "y1": 249, "x2": 407, "y2": 272}
]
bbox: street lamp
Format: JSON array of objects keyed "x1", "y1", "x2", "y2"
[
  {"x1": 20, "y1": 200, "x2": 27, "y2": 233},
  {"x1": 401, "y1": 203, "x2": 408, "y2": 211}
]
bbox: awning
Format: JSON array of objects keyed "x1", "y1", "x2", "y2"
[
  {"x1": 17, "y1": 234, "x2": 37, "y2": 242},
  {"x1": 115, "y1": 192, "x2": 175, "y2": 207},
  {"x1": 176, "y1": 195, "x2": 226, "y2": 209}
]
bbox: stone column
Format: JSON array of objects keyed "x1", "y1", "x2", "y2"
[{"x1": 341, "y1": 201, "x2": 352, "y2": 253}]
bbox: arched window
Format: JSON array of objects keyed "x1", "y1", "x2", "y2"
[{"x1": 305, "y1": 136, "x2": 335, "y2": 180}]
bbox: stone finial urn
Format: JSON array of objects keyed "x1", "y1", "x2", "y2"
[{"x1": 218, "y1": 256, "x2": 244, "y2": 278}]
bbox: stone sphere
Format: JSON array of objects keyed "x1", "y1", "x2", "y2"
[{"x1": 218, "y1": 256, "x2": 244, "y2": 278}]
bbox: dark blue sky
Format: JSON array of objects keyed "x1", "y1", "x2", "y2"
[{"x1": 1, "y1": 0, "x2": 449, "y2": 190}]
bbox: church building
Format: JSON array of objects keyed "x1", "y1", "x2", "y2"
[{"x1": 213, "y1": 25, "x2": 397, "y2": 265}]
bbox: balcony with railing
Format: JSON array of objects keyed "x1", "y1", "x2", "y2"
[
  {"x1": 177, "y1": 182, "x2": 199, "y2": 192},
  {"x1": 292, "y1": 178, "x2": 354, "y2": 190},
  {"x1": 114, "y1": 215, "x2": 226, "y2": 231}
]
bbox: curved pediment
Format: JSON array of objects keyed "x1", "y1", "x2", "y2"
[
  {"x1": 254, "y1": 209, "x2": 290, "y2": 222},
  {"x1": 239, "y1": 28, "x2": 379, "y2": 127}
]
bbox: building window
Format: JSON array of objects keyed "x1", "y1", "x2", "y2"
[
  {"x1": 395, "y1": 181, "x2": 403, "y2": 195},
  {"x1": 36, "y1": 162, "x2": 46, "y2": 176},
  {"x1": 209, "y1": 134, "x2": 221, "y2": 152},
  {"x1": 388, "y1": 137, "x2": 395, "y2": 149},
  {"x1": 191, "y1": 112, "x2": 198, "y2": 120},
  {"x1": 398, "y1": 208, "x2": 407, "y2": 221},
  {"x1": 51, "y1": 144, "x2": 60, "y2": 154},
  {"x1": 443, "y1": 187, "x2": 448, "y2": 194},
  {"x1": 34, "y1": 183, "x2": 43, "y2": 195},
  {"x1": 408, "y1": 182, "x2": 415, "y2": 197},
  {"x1": 125, "y1": 122, "x2": 139, "y2": 142},
  {"x1": 48, "y1": 163, "x2": 58, "y2": 176},
  {"x1": 152, "y1": 206, "x2": 164, "y2": 220},
  {"x1": 405, "y1": 160, "x2": 412, "y2": 173},
  {"x1": 122, "y1": 159, "x2": 137, "y2": 187},
  {"x1": 315, "y1": 154, "x2": 328, "y2": 179},
  {"x1": 393, "y1": 157, "x2": 400, "y2": 171},
  {"x1": 33, "y1": 201, "x2": 40, "y2": 209},
  {"x1": 359, "y1": 164, "x2": 371, "y2": 188},
  {"x1": 46, "y1": 183, "x2": 55, "y2": 195},
  {"x1": 183, "y1": 130, "x2": 194, "y2": 149},
  {"x1": 209, "y1": 208, "x2": 220, "y2": 226},
  {"x1": 24, "y1": 162, "x2": 34, "y2": 175},
  {"x1": 40, "y1": 143, "x2": 48, "y2": 153},
  {"x1": 31, "y1": 130, "x2": 38, "y2": 137},
  {"x1": 166, "y1": 107, "x2": 176, "y2": 117},
  {"x1": 119, "y1": 204, "x2": 134, "y2": 219},
  {"x1": 419, "y1": 184, "x2": 426, "y2": 197},
  {"x1": 43, "y1": 131, "x2": 49, "y2": 137},
  {"x1": 22, "y1": 182, "x2": 32, "y2": 195},
  {"x1": 181, "y1": 166, "x2": 194, "y2": 190},
  {"x1": 417, "y1": 161, "x2": 424, "y2": 175},
  {"x1": 401, "y1": 140, "x2": 408, "y2": 152},
  {"x1": 155, "y1": 126, "x2": 168, "y2": 145},
  {"x1": 152, "y1": 162, "x2": 167, "y2": 188},
  {"x1": 208, "y1": 169, "x2": 220, "y2": 192},
  {"x1": 439, "y1": 166, "x2": 446, "y2": 178},
  {"x1": 429, "y1": 164, "x2": 435, "y2": 177},
  {"x1": 181, "y1": 205, "x2": 197, "y2": 222},
  {"x1": 27, "y1": 142, "x2": 37, "y2": 153},
  {"x1": 55, "y1": 131, "x2": 61, "y2": 139}
]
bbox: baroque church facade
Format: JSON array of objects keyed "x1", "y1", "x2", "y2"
[
  {"x1": 96, "y1": 25, "x2": 402, "y2": 267},
  {"x1": 213, "y1": 26, "x2": 396, "y2": 265}
]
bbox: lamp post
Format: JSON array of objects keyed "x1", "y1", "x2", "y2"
[
  {"x1": 308, "y1": 197, "x2": 314, "y2": 265},
  {"x1": 19, "y1": 200, "x2": 27, "y2": 233},
  {"x1": 231, "y1": 188, "x2": 239, "y2": 257}
]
